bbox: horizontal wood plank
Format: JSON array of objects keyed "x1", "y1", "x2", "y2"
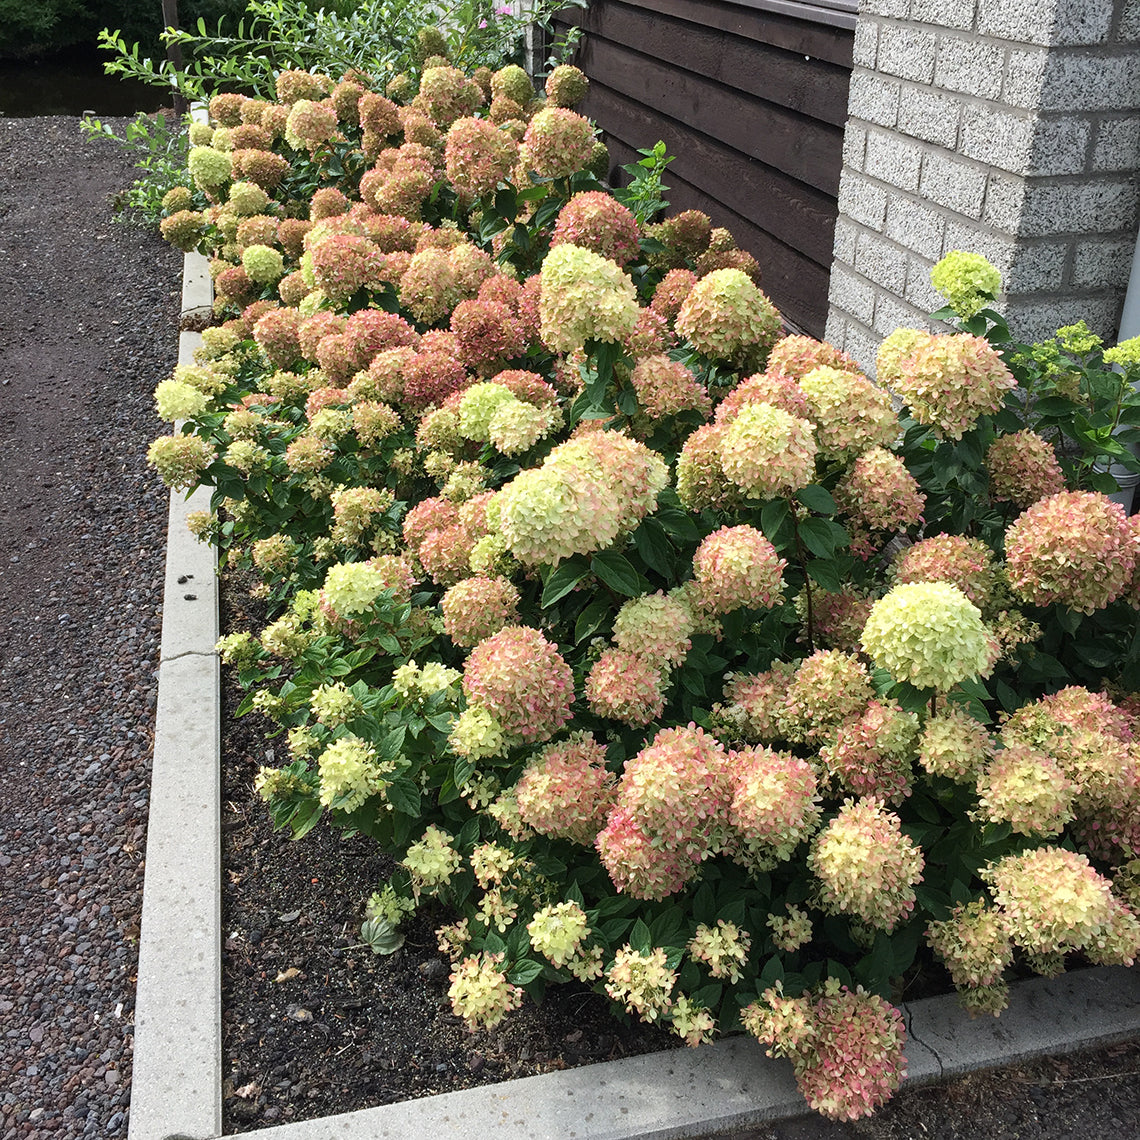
[
  {"x1": 559, "y1": 0, "x2": 851, "y2": 126},
  {"x1": 585, "y1": 83, "x2": 838, "y2": 266},
  {"x1": 558, "y1": 0, "x2": 854, "y2": 67}
]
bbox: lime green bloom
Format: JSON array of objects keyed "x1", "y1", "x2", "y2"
[{"x1": 930, "y1": 250, "x2": 1001, "y2": 318}]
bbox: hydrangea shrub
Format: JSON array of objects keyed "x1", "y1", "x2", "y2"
[{"x1": 149, "y1": 58, "x2": 1140, "y2": 1123}]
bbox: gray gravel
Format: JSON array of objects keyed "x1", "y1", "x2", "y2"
[{"x1": 0, "y1": 115, "x2": 181, "y2": 1138}]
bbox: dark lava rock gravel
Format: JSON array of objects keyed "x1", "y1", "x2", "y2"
[{"x1": 0, "y1": 117, "x2": 180, "y2": 1138}]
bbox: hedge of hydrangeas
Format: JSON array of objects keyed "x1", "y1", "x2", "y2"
[{"x1": 147, "y1": 50, "x2": 1140, "y2": 1122}]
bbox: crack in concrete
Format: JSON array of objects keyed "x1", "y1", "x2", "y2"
[
  {"x1": 904, "y1": 1002, "x2": 945, "y2": 1078},
  {"x1": 160, "y1": 649, "x2": 218, "y2": 663}
]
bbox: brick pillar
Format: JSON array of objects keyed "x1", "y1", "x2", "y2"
[{"x1": 826, "y1": 0, "x2": 1140, "y2": 372}]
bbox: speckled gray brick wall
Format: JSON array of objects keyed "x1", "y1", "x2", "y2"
[{"x1": 826, "y1": 0, "x2": 1140, "y2": 372}]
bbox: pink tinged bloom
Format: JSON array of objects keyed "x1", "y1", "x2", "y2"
[
  {"x1": 743, "y1": 985, "x2": 907, "y2": 1121},
  {"x1": 674, "y1": 267, "x2": 782, "y2": 363},
  {"x1": 715, "y1": 664, "x2": 794, "y2": 744},
  {"x1": 729, "y1": 746, "x2": 821, "y2": 866},
  {"x1": 835, "y1": 446, "x2": 925, "y2": 539},
  {"x1": 629, "y1": 354, "x2": 711, "y2": 420},
  {"x1": 598, "y1": 725, "x2": 731, "y2": 899},
  {"x1": 462, "y1": 625, "x2": 574, "y2": 743},
  {"x1": 890, "y1": 332, "x2": 1016, "y2": 439},
  {"x1": 986, "y1": 430, "x2": 1065, "y2": 508},
  {"x1": 891, "y1": 533, "x2": 999, "y2": 610},
  {"x1": 779, "y1": 650, "x2": 873, "y2": 743},
  {"x1": 522, "y1": 108, "x2": 596, "y2": 179},
  {"x1": 974, "y1": 742, "x2": 1077, "y2": 837},
  {"x1": 820, "y1": 700, "x2": 918, "y2": 804},
  {"x1": 718, "y1": 401, "x2": 818, "y2": 501},
  {"x1": 676, "y1": 422, "x2": 746, "y2": 513},
  {"x1": 809, "y1": 796, "x2": 924, "y2": 933},
  {"x1": 692, "y1": 525, "x2": 786, "y2": 615},
  {"x1": 1004, "y1": 490, "x2": 1138, "y2": 614},
  {"x1": 798, "y1": 366, "x2": 897, "y2": 463},
  {"x1": 585, "y1": 649, "x2": 668, "y2": 727},
  {"x1": 715, "y1": 370, "x2": 812, "y2": 425},
  {"x1": 514, "y1": 732, "x2": 617, "y2": 845},
  {"x1": 765, "y1": 334, "x2": 862, "y2": 384},
  {"x1": 551, "y1": 191, "x2": 642, "y2": 267},
  {"x1": 444, "y1": 116, "x2": 518, "y2": 199},
  {"x1": 441, "y1": 575, "x2": 520, "y2": 648}
]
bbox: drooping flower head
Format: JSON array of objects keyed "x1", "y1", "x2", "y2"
[
  {"x1": 986, "y1": 430, "x2": 1065, "y2": 509},
  {"x1": 538, "y1": 243, "x2": 640, "y2": 354},
  {"x1": 809, "y1": 797, "x2": 924, "y2": 933},
  {"x1": 743, "y1": 984, "x2": 907, "y2": 1121},
  {"x1": 1004, "y1": 490, "x2": 1137, "y2": 614},
  {"x1": 890, "y1": 333, "x2": 1016, "y2": 439},
  {"x1": 798, "y1": 366, "x2": 897, "y2": 462},
  {"x1": 515, "y1": 732, "x2": 617, "y2": 845},
  {"x1": 861, "y1": 581, "x2": 996, "y2": 692},
  {"x1": 691, "y1": 525, "x2": 786, "y2": 615},
  {"x1": 462, "y1": 625, "x2": 574, "y2": 743},
  {"x1": 675, "y1": 268, "x2": 782, "y2": 364}
]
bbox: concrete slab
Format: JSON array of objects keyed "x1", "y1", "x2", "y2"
[
  {"x1": 159, "y1": 483, "x2": 219, "y2": 660},
  {"x1": 129, "y1": 647, "x2": 221, "y2": 1140},
  {"x1": 906, "y1": 965, "x2": 1140, "y2": 1081},
  {"x1": 182, "y1": 250, "x2": 213, "y2": 318}
]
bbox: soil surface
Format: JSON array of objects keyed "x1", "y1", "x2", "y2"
[{"x1": 0, "y1": 113, "x2": 1137, "y2": 1140}]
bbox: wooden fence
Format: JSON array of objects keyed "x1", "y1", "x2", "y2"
[{"x1": 552, "y1": 0, "x2": 855, "y2": 337}]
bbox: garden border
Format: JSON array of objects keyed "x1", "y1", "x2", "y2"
[{"x1": 127, "y1": 252, "x2": 1140, "y2": 1140}]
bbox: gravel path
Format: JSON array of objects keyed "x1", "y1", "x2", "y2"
[{"x1": 0, "y1": 115, "x2": 181, "y2": 1139}]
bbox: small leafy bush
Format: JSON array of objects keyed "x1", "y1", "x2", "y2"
[{"x1": 146, "y1": 55, "x2": 1140, "y2": 1123}]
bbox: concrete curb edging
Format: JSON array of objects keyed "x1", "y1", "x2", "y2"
[{"x1": 128, "y1": 253, "x2": 1140, "y2": 1140}]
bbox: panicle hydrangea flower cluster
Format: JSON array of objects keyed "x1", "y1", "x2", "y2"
[
  {"x1": 974, "y1": 742, "x2": 1077, "y2": 836},
  {"x1": 820, "y1": 700, "x2": 918, "y2": 804},
  {"x1": 891, "y1": 534, "x2": 999, "y2": 610},
  {"x1": 887, "y1": 332, "x2": 1016, "y2": 439},
  {"x1": 768, "y1": 904, "x2": 814, "y2": 952},
  {"x1": 715, "y1": 369, "x2": 813, "y2": 425},
  {"x1": 675, "y1": 422, "x2": 745, "y2": 512},
  {"x1": 675, "y1": 268, "x2": 782, "y2": 363},
  {"x1": 612, "y1": 591, "x2": 695, "y2": 669},
  {"x1": 688, "y1": 920, "x2": 752, "y2": 983},
  {"x1": 926, "y1": 899, "x2": 1013, "y2": 1018},
  {"x1": 729, "y1": 746, "x2": 821, "y2": 869},
  {"x1": 494, "y1": 431, "x2": 668, "y2": 565},
  {"x1": 527, "y1": 902, "x2": 592, "y2": 967},
  {"x1": 834, "y1": 447, "x2": 925, "y2": 543},
  {"x1": 147, "y1": 434, "x2": 216, "y2": 489},
  {"x1": 861, "y1": 581, "x2": 997, "y2": 692},
  {"x1": 766, "y1": 334, "x2": 861, "y2": 382},
  {"x1": 711, "y1": 665, "x2": 793, "y2": 744},
  {"x1": 538, "y1": 243, "x2": 640, "y2": 354},
  {"x1": 317, "y1": 734, "x2": 390, "y2": 811},
  {"x1": 984, "y1": 846, "x2": 1140, "y2": 965},
  {"x1": 154, "y1": 379, "x2": 211, "y2": 422},
  {"x1": 551, "y1": 191, "x2": 641, "y2": 266},
  {"x1": 986, "y1": 430, "x2": 1065, "y2": 509},
  {"x1": 797, "y1": 366, "x2": 897, "y2": 462},
  {"x1": 778, "y1": 651, "x2": 873, "y2": 743},
  {"x1": 448, "y1": 951, "x2": 523, "y2": 1030},
  {"x1": 917, "y1": 706, "x2": 994, "y2": 782},
  {"x1": 743, "y1": 983, "x2": 907, "y2": 1121},
  {"x1": 597, "y1": 725, "x2": 730, "y2": 899},
  {"x1": 462, "y1": 625, "x2": 574, "y2": 744},
  {"x1": 604, "y1": 945, "x2": 677, "y2": 1022},
  {"x1": 521, "y1": 107, "x2": 595, "y2": 178},
  {"x1": 584, "y1": 649, "x2": 668, "y2": 727},
  {"x1": 513, "y1": 732, "x2": 618, "y2": 845},
  {"x1": 809, "y1": 797, "x2": 925, "y2": 933},
  {"x1": 444, "y1": 116, "x2": 517, "y2": 198},
  {"x1": 1004, "y1": 490, "x2": 1138, "y2": 614},
  {"x1": 402, "y1": 824, "x2": 463, "y2": 899},
  {"x1": 629, "y1": 354, "x2": 711, "y2": 419},
  {"x1": 440, "y1": 575, "x2": 520, "y2": 647},
  {"x1": 930, "y1": 250, "x2": 1002, "y2": 319},
  {"x1": 309, "y1": 680, "x2": 362, "y2": 726},
  {"x1": 691, "y1": 525, "x2": 786, "y2": 615},
  {"x1": 794, "y1": 586, "x2": 874, "y2": 652},
  {"x1": 718, "y1": 402, "x2": 818, "y2": 500},
  {"x1": 321, "y1": 560, "x2": 391, "y2": 617}
]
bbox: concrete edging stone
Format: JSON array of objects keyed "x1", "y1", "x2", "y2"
[{"x1": 127, "y1": 251, "x2": 1140, "y2": 1140}]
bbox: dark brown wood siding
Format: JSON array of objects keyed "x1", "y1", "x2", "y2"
[{"x1": 553, "y1": 0, "x2": 854, "y2": 337}]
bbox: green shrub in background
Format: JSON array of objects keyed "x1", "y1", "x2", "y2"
[{"x1": 143, "y1": 56, "x2": 1140, "y2": 1124}]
